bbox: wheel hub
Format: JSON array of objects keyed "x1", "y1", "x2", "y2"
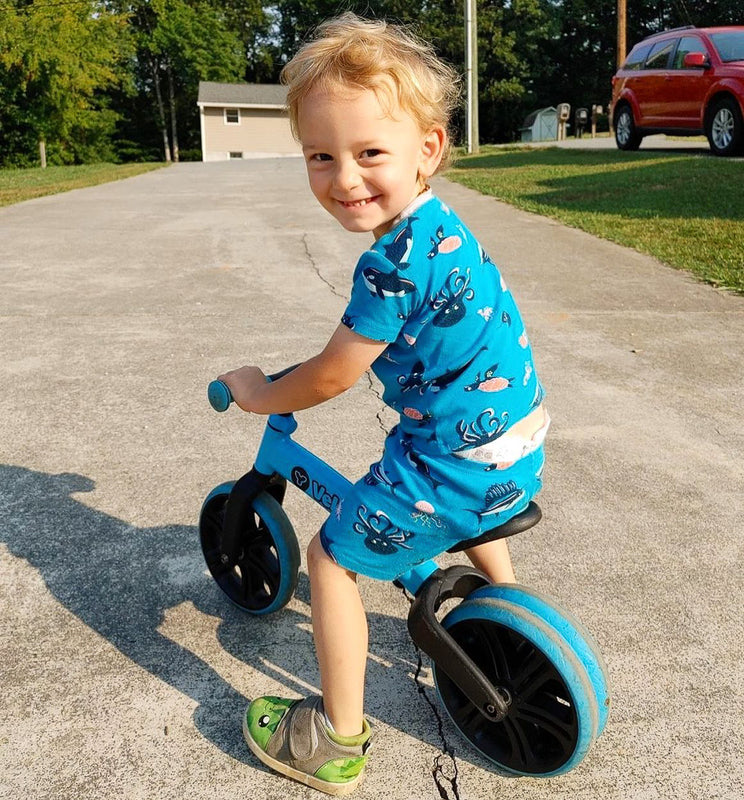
[
  {"x1": 617, "y1": 113, "x2": 631, "y2": 144},
  {"x1": 713, "y1": 109, "x2": 733, "y2": 148}
]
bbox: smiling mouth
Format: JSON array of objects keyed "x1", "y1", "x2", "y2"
[{"x1": 339, "y1": 196, "x2": 379, "y2": 208}]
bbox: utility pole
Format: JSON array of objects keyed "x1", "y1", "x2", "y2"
[
  {"x1": 617, "y1": 0, "x2": 627, "y2": 68},
  {"x1": 465, "y1": 0, "x2": 479, "y2": 154}
]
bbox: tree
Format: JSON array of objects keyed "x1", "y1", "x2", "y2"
[
  {"x1": 220, "y1": 0, "x2": 276, "y2": 82},
  {"x1": 477, "y1": 0, "x2": 557, "y2": 142},
  {"x1": 0, "y1": 1, "x2": 131, "y2": 166},
  {"x1": 119, "y1": 0, "x2": 244, "y2": 162}
]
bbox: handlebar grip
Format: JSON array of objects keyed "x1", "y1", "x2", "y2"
[
  {"x1": 207, "y1": 380, "x2": 233, "y2": 412},
  {"x1": 208, "y1": 364, "x2": 301, "y2": 412}
]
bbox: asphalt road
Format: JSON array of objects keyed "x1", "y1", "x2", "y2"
[{"x1": 1, "y1": 158, "x2": 742, "y2": 800}]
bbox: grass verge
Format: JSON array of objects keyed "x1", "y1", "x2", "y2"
[
  {"x1": 447, "y1": 147, "x2": 744, "y2": 293},
  {"x1": 0, "y1": 162, "x2": 168, "y2": 208}
]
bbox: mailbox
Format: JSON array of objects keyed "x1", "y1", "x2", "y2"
[
  {"x1": 575, "y1": 107, "x2": 588, "y2": 138},
  {"x1": 556, "y1": 103, "x2": 571, "y2": 140}
]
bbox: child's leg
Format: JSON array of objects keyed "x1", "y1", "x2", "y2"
[
  {"x1": 465, "y1": 537, "x2": 516, "y2": 583},
  {"x1": 307, "y1": 533, "x2": 368, "y2": 737}
]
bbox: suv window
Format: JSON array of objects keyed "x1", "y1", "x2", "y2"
[
  {"x1": 710, "y1": 31, "x2": 744, "y2": 63},
  {"x1": 645, "y1": 39, "x2": 675, "y2": 69},
  {"x1": 672, "y1": 36, "x2": 708, "y2": 68},
  {"x1": 623, "y1": 43, "x2": 652, "y2": 70}
]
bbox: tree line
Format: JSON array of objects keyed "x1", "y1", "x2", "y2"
[{"x1": 0, "y1": 0, "x2": 739, "y2": 167}]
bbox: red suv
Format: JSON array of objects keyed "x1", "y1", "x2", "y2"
[{"x1": 611, "y1": 26, "x2": 744, "y2": 156}]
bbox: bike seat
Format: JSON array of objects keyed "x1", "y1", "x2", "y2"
[{"x1": 447, "y1": 501, "x2": 542, "y2": 553}]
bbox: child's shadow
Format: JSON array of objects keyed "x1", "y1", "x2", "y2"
[{"x1": 0, "y1": 464, "x2": 467, "y2": 765}]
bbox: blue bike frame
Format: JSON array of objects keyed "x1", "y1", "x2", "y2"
[{"x1": 252, "y1": 412, "x2": 441, "y2": 597}]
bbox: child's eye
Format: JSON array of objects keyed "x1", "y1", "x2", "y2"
[
  {"x1": 310, "y1": 153, "x2": 333, "y2": 162},
  {"x1": 361, "y1": 149, "x2": 382, "y2": 159}
]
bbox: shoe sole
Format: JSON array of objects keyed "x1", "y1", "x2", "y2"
[{"x1": 242, "y1": 713, "x2": 365, "y2": 796}]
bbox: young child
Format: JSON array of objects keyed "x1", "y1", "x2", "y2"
[{"x1": 218, "y1": 12, "x2": 548, "y2": 796}]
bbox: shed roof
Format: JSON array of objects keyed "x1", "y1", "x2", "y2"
[
  {"x1": 197, "y1": 82, "x2": 288, "y2": 108},
  {"x1": 521, "y1": 106, "x2": 556, "y2": 128}
]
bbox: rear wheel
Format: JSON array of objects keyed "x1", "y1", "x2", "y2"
[
  {"x1": 475, "y1": 584, "x2": 611, "y2": 737},
  {"x1": 614, "y1": 105, "x2": 642, "y2": 151},
  {"x1": 706, "y1": 97, "x2": 744, "y2": 156},
  {"x1": 433, "y1": 586, "x2": 609, "y2": 776}
]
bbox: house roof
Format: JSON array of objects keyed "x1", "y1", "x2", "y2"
[{"x1": 197, "y1": 82, "x2": 288, "y2": 109}]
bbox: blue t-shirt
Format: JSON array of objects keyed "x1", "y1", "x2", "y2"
[{"x1": 342, "y1": 193, "x2": 544, "y2": 456}]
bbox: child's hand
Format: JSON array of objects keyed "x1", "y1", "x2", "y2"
[{"x1": 216, "y1": 365, "x2": 267, "y2": 413}]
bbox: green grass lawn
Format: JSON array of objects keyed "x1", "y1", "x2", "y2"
[
  {"x1": 0, "y1": 162, "x2": 168, "y2": 208},
  {"x1": 447, "y1": 147, "x2": 744, "y2": 294}
]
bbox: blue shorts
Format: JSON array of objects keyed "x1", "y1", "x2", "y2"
[{"x1": 320, "y1": 428, "x2": 544, "y2": 581}]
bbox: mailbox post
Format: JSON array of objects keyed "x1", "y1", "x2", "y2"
[
  {"x1": 575, "y1": 107, "x2": 588, "y2": 138},
  {"x1": 557, "y1": 103, "x2": 571, "y2": 141},
  {"x1": 591, "y1": 105, "x2": 603, "y2": 137}
]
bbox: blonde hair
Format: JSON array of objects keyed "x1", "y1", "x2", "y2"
[{"x1": 280, "y1": 13, "x2": 461, "y2": 171}]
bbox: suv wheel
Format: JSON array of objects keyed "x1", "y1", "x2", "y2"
[
  {"x1": 706, "y1": 97, "x2": 744, "y2": 157},
  {"x1": 614, "y1": 105, "x2": 642, "y2": 151}
]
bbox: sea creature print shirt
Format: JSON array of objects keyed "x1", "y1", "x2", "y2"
[{"x1": 341, "y1": 191, "x2": 545, "y2": 456}]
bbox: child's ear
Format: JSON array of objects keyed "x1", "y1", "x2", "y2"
[{"x1": 419, "y1": 125, "x2": 447, "y2": 179}]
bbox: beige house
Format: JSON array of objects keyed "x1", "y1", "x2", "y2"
[{"x1": 197, "y1": 82, "x2": 300, "y2": 160}]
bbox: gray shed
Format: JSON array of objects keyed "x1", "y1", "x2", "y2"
[{"x1": 519, "y1": 107, "x2": 558, "y2": 143}]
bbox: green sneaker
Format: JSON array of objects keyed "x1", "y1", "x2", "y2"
[{"x1": 243, "y1": 695, "x2": 372, "y2": 796}]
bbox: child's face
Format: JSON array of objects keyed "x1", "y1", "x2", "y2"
[{"x1": 297, "y1": 84, "x2": 444, "y2": 239}]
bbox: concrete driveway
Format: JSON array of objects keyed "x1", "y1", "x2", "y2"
[{"x1": 0, "y1": 159, "x2": 742, "y2": 800}]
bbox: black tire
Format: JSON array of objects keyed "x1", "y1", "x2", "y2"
[
  {"x1": 614, "y1": 104, "x2": 642, "y2": 151},
  {"x1": 706, "y1": 96, "x2": 744, "y2": 157},
  {"x1": 199, "y1": 482, "x2": 300, "y2": 614},
  {"x1": 433, "y1": 590, "x2": 605, "y2": 776}
]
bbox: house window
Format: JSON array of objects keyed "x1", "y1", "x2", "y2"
[
  {"x1": 224, "y1": 108, "x2": 240, "y2": 125},
  {"x1": 229, "y1": 152, "x2": 243, "y2": 159}
]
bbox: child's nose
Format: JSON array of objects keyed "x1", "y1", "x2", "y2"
[{"x1": 333, "y1": 160, "x2": 362, "y2": 192}]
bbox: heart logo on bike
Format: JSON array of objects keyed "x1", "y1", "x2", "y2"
[{"x1": 291, "y1": 466, "x2": 310, "y2": 490}]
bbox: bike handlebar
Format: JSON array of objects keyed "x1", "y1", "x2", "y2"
[{"x1": 207, "y1": 364, "x2": 302, "y2": 412}]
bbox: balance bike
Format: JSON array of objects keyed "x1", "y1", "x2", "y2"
[{"x1": 200, "y1": 373, "x2": 610, "y2": 777}]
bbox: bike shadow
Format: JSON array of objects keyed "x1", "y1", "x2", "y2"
[{"x1": 0, "y1": 464, "x2": 484, "y2": 769}]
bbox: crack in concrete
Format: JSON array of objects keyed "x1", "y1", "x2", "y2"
[
  {"x1": 302, "y1": 234, "x2": 390, "y2": 445},
  {"x1": 402, "y1": 588, "x2": 462, "y2": 800},
  {"x1": 302, "y1": 233, "x2": 346, "y2": 300}
]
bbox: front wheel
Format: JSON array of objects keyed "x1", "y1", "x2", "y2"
[
  {"x1": 199, "y1": 482, "x2": 300, "y2": 614},
  {"x1": 433, "y1": 585, "x2": 609, "y2": 776},
  {"x1": 706, "y1": 97, "x2": 744, "y2": 157},
  {"x1": 614, "y1": 105, "x2": 642, "y2": 151}
]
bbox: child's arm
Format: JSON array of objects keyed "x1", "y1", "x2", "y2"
[{"x1": 218, "y1": 324, "x2": 389, "y2": 414}]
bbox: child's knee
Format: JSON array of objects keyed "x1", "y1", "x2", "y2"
[
  {"x1": 307, "y1": 532, "x2": 331, "y2": 574},
  {"x1": 308, "y1": 531, "x2": 356, "y2": 580}
]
